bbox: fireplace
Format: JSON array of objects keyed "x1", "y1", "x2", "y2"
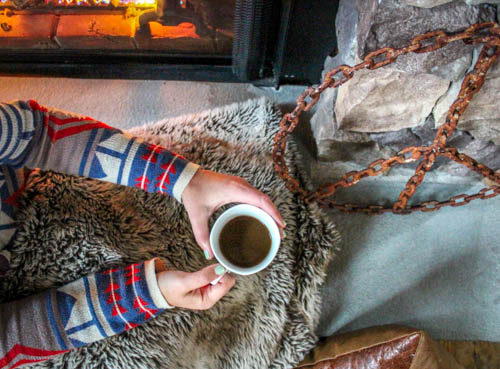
[{"x1": 0, "y1": 0, "x2": 338, "y2": 85}]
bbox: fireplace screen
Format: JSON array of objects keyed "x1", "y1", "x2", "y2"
[
  {"x1": 0, "y1": 0, "x2": 234, "y2": 54},
  {"x1": 0, "y1": 0, "x2": 338, "y2": 84}
]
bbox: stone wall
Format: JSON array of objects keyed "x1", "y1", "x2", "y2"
[{"x1": 311, "y1": 0, "x2": 500, "y2": 178}]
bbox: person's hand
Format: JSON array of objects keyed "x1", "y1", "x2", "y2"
[
  {"x1": 181, "y1": 169, "x2": 286, "y2": 259},
  {"x1": 157, "y1": 264, "x2": 235, "y2": 310}
]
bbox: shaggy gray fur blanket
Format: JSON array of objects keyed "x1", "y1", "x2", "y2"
[{"x1": 0, "y1": 98, "x2": 340, "y2": 369}]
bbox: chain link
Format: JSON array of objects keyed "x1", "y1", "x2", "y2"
[{"x1": 272, "y1": 22, "x2": 500, "y2": 214}]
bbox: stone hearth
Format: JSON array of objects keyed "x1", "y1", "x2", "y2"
[{"x1": 311, "y1": 0, "x2": 500, "y2": 180}]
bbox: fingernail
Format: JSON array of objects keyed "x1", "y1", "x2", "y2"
[
  {"x1": 283, "y1": 230, "x2": 286, "y2": 238},
  {"x1": 283, "y1": 221, "x2": 287, "y2": 227},
  {"x1": 204, "y1": 250, "x2": 210, "y2": 260},
  {"x1": 215, "y1": 265, "x2": 225, "y2": 275}
]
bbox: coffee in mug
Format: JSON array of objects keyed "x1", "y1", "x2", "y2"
[
  {"x1": 209, "y1": 204, "x2": 281, "y2": 276},
  {"x1": 218, "y1": 215, "x2": 271, "y2": 268}
]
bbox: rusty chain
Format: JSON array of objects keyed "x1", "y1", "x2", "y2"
[{"x1": 272, "y1": 22, "x2": 500, "y2": 215}]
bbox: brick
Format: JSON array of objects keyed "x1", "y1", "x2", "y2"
[
  {"x1": 149, "y1": 22, "x2": 200, "y2": 40},
  {"x1": 0, "y1": 13, "x2": 59, "y2": 49},
  {"x1": 55, "y1": 14, "x2": 136, "y2": 49}
]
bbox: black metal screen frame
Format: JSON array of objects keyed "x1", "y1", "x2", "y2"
[{"x1": 0, "y1": 49, "x2": 235, "y2": 81}]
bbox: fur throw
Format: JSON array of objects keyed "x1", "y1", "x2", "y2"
[{"x1": 0, "y1": 98, "x2": 340, "y2": 369}]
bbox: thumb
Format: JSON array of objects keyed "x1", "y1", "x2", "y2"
[
  {"x1": 183, "y1": 265, "x2": 235, "y2": 310},
  {"x1": 187, "y1": 208, "x2": 213, "y2": 259},
  {"x1": 184, "y1": 264, "x2": 224, "y2": 290}
]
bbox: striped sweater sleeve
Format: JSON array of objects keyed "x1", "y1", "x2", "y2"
[
  {"x1": 0, "y1": 100, "x2": 199, "y2": 202},
  {"x1": 0, "y1": 259, "x2": 172, "y2": 369}
]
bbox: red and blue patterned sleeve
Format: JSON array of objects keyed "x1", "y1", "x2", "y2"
[
  {"x1": 0, "y1": 259, "x2": 173, "y2": 369},
  {"x1": 0, "y1": 100, "x2": 199, "y2": 202},
  {"x1": 0, "y1": 100, "x2": 189, "y2": 368}
]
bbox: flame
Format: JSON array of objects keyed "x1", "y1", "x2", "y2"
[{"x1": 20, "y1": 0, "x2": 158, "y2": 7}]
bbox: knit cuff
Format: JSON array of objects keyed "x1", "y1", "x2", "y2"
[
  {"x1": 172, "y1": 161, "x2": 200, "y2": 203},
  {"x1": 144, "y1": 258, "x2": 174, "y2": 309}
]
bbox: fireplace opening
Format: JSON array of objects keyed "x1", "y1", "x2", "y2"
[
  {"x1": 0, "y1": 0, "x2": 338, "y2": 84},
  {"x1": 0, "y1": 0, "x2": 234, "y2": 53}
]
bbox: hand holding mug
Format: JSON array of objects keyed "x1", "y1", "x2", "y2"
[
  {"x1": 171, "y1": 169, "x2": 285, "y2": 309},
  {"x1": 182, "y1": 169, "x2": 286, "y2": 259},
  {"x1": 157, "y1": 264, "x2": 235, "y2": 310}
]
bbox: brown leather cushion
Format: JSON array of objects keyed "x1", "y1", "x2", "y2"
[{"x1": 294, "y1": 325, "x2": 464, "y2": 369}]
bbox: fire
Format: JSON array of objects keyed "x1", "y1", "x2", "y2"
[
  {"x1": 0, "y1": 0, "x2": 230, "y2": 52},
  {"x1": 2, "y1": 0, "x2": 155, "y2": 7}
]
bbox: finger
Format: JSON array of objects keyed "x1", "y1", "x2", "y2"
[
  {"x1": 203, "y1": 273, "x2": 235, "y2": 307},
  {"x1": 183, "y1": 272, "x2": 235, "y2": 310},
  {"x1": 257, "y1": 194, "x2": 286, "y2": 229},
  {"x1": 226, "y1": 182, "x2": 286, "y2": 228},
  {"x1": 210, "y1": 269, "x2": 226, "y2": 285},
  {"x1": 184, "y1": 264, "x2": 223, "y2": 290},
  {"x1": 186, "y1": 208, "x2": 213, "y2": 259}
]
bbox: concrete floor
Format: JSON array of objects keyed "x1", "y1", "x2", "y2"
[
  {"x1": 0, "y1": 77, "x2": 304, "y2": 129},
  {"x1": 316, "y1": 178, "x2": 500, "y2": 341},
  {"x1": 1, "y1": 77, "x2": 498, "y2": 341}
]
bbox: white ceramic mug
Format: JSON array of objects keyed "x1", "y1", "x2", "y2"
[{"x1": 209, "y1": 204, "x2": 281, "y2": 282}]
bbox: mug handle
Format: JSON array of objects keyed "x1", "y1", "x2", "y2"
[{"x1": 210, "y1": 269, "x2": 227, "y2": 285}]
